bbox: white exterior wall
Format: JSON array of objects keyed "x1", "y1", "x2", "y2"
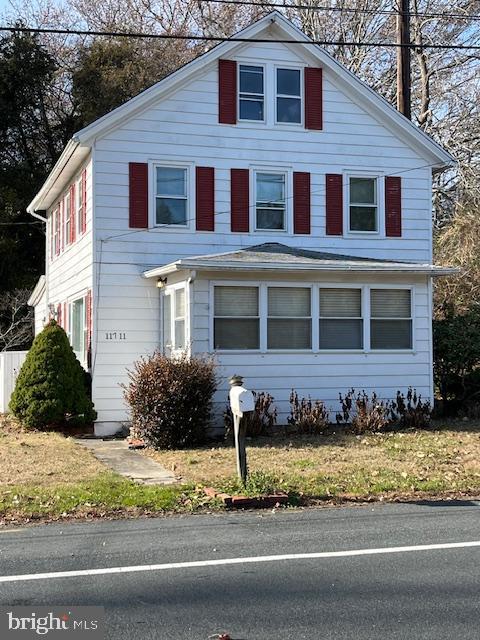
[
  {"x1": 0, "y1": 351, "x2": 28, "y2": 413},
  {"x1": 46, "y1": 158, "x2": 94, "y2": 332},
  {"x1": 33, "y1": 288, "x2": 47, "y2": 336},
  {"x1": 89, "y1": 40, "x2": 435, "y2": 432}
]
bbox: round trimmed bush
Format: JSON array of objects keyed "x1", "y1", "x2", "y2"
[
  {"x1": 9, "y1": 320, "x2": 97, "y2": 429},
  {"x1": 124, "y1": 351, "x2": 217, "y2": 449}
]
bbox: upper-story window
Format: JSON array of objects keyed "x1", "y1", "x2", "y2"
[
  {"x1": 276, "y1": 68, "x2": 302, "y2": 124},
  {"x1": 255, "y1": 172, "x2": 286, "y2": 231},
  {"x1": 64, "y1": 191, "x2": 71, "y2": 245},
  {"x1": 239, "y1": 65, "x2": 264, "y2": 121},
  {"x1": 54, "y1": 207, "x2": 60, "y2": 255},
  {"x1": 349, "y1": 177, "x2": 378, "y2": 232},
  {"x1": 76, "y1": 177, "x2": 83, "y2": 236},
  {"x1": 155, "y1": 166, "x2": 188, "y2": 226}
]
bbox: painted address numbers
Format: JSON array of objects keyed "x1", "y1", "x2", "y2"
[{"x1": 105, "y1": 332, "x2": 127, "y2": 341}]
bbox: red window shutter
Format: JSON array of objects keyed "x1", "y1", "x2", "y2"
[
  {"x1": 81, "y1": 169, "x2": 87, "y2": 234},
  {"x1": 293, "y1": 172, "x2": 311, "y2": 234},
  {"x1": 231, "y1": 169, "x2": 249, "y2": 232},
  {"x1": 305, "y1": 68, "x2": 323, "y2": 130},
  {"x1": 129, "y1": 163, "x2": 148, "y2": 228},
  {"x1": 385, "y1": 176, "x2": 402, "y2": 237},
  {"x1": 219, "y1": 59, "x2": 237, "y2": 125},
  {"x1": 326, "y1": 174, "x2": 343, "y2": 235},
  {"x1": 63, "y1": 302, "x2": 68, "y2": 333},
  {"x1": 57, "y1": 303, "x2": 62, "y2": 327},
  {"x1": 70, "y1": 184, "x2": 76, "y2": 243},
  {"x1": 196, "y1": 167, "x2": 215, "y2": 231},
  {"x1": 86, "y1": 290, "x2": 92, "y2": 368}
]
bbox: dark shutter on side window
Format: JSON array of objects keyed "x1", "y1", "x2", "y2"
[
  {"x1": 231, "y1": 169, "x2": 249, "y2": 232},
  {"x1": 385, "y1": 176, "x2": 402, "y2": 237},
  {"x1": 196, "y1": 167, "x2": 215, "y2": 231},
  {"x1": 326, "y1": 174, "x2": 343, "y2": 235},
  {"x1": 129, "y1": 162, "x2": 148, "y2": 228},
  {"x1": 293, "y1": 172, "x2": 311, "y2": 234},
  {"x1": 219, "y1": 59, "x2": 237, "y2": 125},
  {"x1": 305, "y1": 68, "x2": 323, "y2": 130}
]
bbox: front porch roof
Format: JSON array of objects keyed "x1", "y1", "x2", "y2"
[{"x1": 143, "y1": 243, "x2": 457, "y2": 278}]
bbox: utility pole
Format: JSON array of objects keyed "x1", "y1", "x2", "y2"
[{"x1": 396, "y1": 0, "x2": 411, "y2": 119}]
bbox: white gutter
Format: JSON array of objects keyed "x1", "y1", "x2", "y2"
[{"x1": 144, "y1": 261, "x2": 459, "y2": 278}]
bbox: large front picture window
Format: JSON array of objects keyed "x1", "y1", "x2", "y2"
[
  {"x1": 155, "y1": 166, "x2": 188, "y2": 226},
  {"x1": 256, "y1": 172, "x2": 286, "y2": 231}
]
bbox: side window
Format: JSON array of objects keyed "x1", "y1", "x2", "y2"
[
  {"x1": 76, "y1": 177, "x2": 83, "y2": 236},
  {"x1": 319, "y1": 288, "x2": 363, "y2": 349},
  {"x1": 255, "y1": 172, "x2": 286, "y2": 231},
  {"x1": 64, "y1": 192, "x2": 71, "y2": 245},
  {"x1": 276, "y1": 68, "x2": 301, "y2": 124},
  {"x1": 70, "y1": 297, "x2": 86, "y2": 364},
  {"x1": 54, "y1": 207, "x2": 60, "y2": 256},
  {"x1": 155, "y1": 167, "x2": 188, "y2": 226},
  {"x1": 267, "y1": 287, "x2": 311, "y2": 349},
  {"x1": 349, "y1": 177, "x2": 378, "y2": 232},
  {"x1": 162, "y1": 287, "x2": 187, "y2": 352},
  {"x1": 239, "y1": 65, "x2": 264, "y2": 121},
  {"x1": 214, "y1": 286, "x2": 259, "y2": 350},
  {"x1": 370, "y1": 289, "x2": 412, "y2": 350}
]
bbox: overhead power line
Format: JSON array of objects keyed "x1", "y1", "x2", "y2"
[
  {"x1": 2, "y1": 25, "x2": 480, "y2": 49},
  {"x1": 197, "y1": 0, "x2": 480, "y2": 22}
]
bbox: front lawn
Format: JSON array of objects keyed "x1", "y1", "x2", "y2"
[{"x1": 144, "y1": 423, "x2": 480, "y2": 500}]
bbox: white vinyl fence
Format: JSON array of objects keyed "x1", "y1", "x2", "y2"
[{"x1": 0, "y1": 351, "x2": 28, "y2": 413}]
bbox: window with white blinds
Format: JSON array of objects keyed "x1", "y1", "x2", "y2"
[
  {"x1": 319, "y1": 288, "x2": 363, "y2": 349},
  {"x1": 370, "y1": 288, "x2": 412, "y2": 349},
  {"x1": 267, "y1": 287, "x2": 311, "y2": 349},
  {"x1": 214, "y1": 286, "x2": 260, "y2": 350}
]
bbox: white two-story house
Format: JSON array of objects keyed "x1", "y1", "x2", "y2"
[{"x1": 28, "y1": 12, "x2": 455, "y2": 436}]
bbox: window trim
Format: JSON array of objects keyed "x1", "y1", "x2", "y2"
[
  {"x1": 238, "y1": 63, "x2": 266, "y2": 124},
  {"x1": 67, "y1": 294, "x2": 88, "y2": 366},
  {"x1": 209, "y1": 281, "x2": 415, "y2": 354},
  {"x1": 150, "y1": 161, "x2": 194, "y2": 231},
  {"x1": 274, "y1": 65, "x2": 303, "y2": 126},
  {"x1": 343, "y1": 172, "x2": 384, "y2": 236},
  {"x1": 252, "y1": 168, "x2": 291, "y2": 233}
]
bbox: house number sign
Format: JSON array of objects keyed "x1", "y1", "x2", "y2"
[{"x1": 105, "y1": 332, "x2": 127, "y2": 341}]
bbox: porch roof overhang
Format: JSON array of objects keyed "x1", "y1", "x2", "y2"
[{"x1": 143, "y1": 243, "x2": 458, "y2": 279}]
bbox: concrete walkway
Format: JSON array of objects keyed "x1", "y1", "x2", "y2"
[{"x1": 75, "y1": 439, "x2": 177, "y2": 485}]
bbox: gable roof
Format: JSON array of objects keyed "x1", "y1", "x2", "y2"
[
  {"x1": 28, "y1": 11, "x2": 455, "y2": 213},
  {"x1": 143, "y1": 243, "x2": 457, "y2": 277}
]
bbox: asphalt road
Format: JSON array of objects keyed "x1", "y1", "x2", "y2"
[{"x1": 0, "y1": 501, "x2": 479, "y2": 639}]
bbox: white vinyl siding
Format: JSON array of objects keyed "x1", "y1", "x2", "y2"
[
  {"x1": 267, "y1": 287, "x2": 311, "y2": 349},
  {"x1": 370, "y1": 288, "x2": 412, "y2": 350},
  {"x1": 319, "y1": 288, "x2": 363, "y2": 349}
]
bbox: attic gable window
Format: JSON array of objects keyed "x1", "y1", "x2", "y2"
[
  {"x1": 239, "y1": 65, "x2": 264, "y2": 121},
  {"x1": 155, "y1": 166, "x2": 188, "y2": 226},
  {"x1": 276, "y1": 68, "x2": 301, "y2": 124}
]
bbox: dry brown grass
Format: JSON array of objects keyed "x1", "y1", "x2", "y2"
[
  {"x1": 143, "y1": 423, "x2": 480, "y2": 494},
  {"x1": 0, "y1": 414, "x2": 106, "y2": 486}
]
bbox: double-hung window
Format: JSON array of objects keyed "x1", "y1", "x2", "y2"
[
  {"x1": 256, "y1": 172, "x2": 286, "y2": 231},
  {"x1": 155, "y1": 166, "x2": 188, "y2": 226},
  {"x1": 64, "y1": 192, "x2": 71, "y2": 245},
  {"x1": 370, "y1": 289, "x2": 412, "y2": 349},
  {"x1": 239, "y1": 65, "x2": 264, "y2": 121},
  {"x1": 267, "y1": 287, "x2": 311, "y2": 349},
  {"x1": 276, "y1": 68, "x2": 301, "y2": 124},
  {"x1": 349, "y1": 177, "x2": 378, "y2": 232},
  {"x1": 319, "y1": 288, "x2": 363, "y2": 349},
  {"x1": 214, "y1": 286, "x2": 259, "y2": 350},
  {"x1": 162, "y1": 287, "x2": 186, "y2": 352},
  {"x1": 70, "y1": 297, "x2": 87, "y2": 364},
  {"x1": 76, "y1": 177, "x2": 83, "y2": 236},
  {"x1": 54, "y1": 207, "x2": 60, "y2": 256}
]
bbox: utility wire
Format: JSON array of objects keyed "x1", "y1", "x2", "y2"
[
  {"x1": 1, "y1": 25, "x2": 480, "y2": 49},
  {"x1": 197, "y1": 0, "x2": 480, "y2": 21}
]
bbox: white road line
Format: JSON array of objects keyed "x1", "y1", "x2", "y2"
[{"x1": 1, "y1": 540, "x2": 479, "y2": 584}]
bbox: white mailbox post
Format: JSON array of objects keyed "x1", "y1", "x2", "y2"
[{"x1": 229, "y1": 375, "x2": 255, "y2": 484}]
